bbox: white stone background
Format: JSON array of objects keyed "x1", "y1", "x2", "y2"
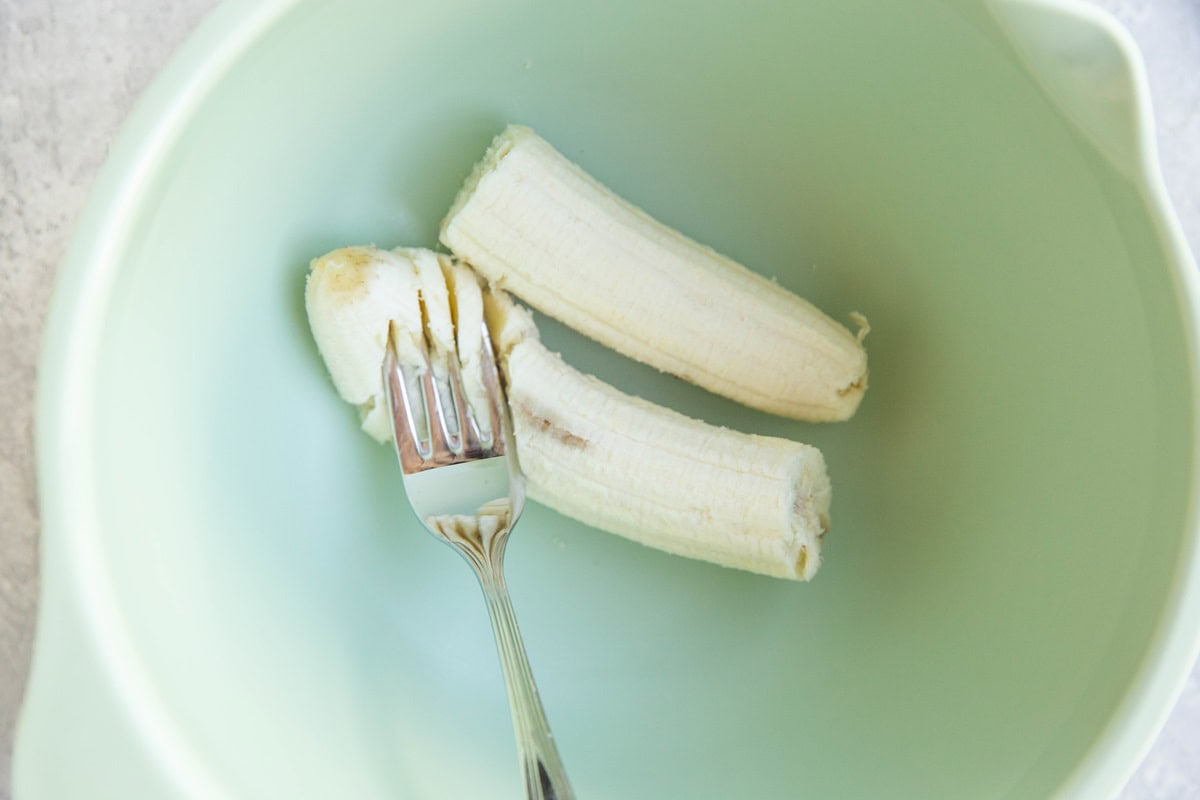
[{"x1": 0, "y1": 0, "x2": 1196, "y2": 797}]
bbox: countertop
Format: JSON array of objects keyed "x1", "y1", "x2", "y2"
[{"x1": 1, "y1": 0, "x2": 1197, "y2": 797}]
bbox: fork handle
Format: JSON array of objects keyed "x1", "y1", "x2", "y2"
[{"x1": 477, "y1": 571, "x2": 575, "y2": 800}]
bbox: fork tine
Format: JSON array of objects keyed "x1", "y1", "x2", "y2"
[
  {"x1": 432, "y1": 367, "x2": 462, "y2": 446},
  {"x1": 382, "y1": 324, "x2": 426, "y2": 472},
  {"x1": 478, "y1": 321, "x2": 507, "y2": 456},
  {"x1": 446, "y1": 359, "x2": 486, "y2": 457},
  {"x1": 419, "y1": 343, "x2": 454, "y2": 463}
]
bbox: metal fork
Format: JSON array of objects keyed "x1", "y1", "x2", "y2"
[{"x1": 381, "y1": 321, "x2": 574, "y2": 800}]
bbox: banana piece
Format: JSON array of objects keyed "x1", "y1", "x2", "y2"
[
  {"x1": 440, "y1": 124, "x2": 869, "y2": 422},
  {"x1": 401, "y1": 247, "x2": 455, "y2": 364},
  {"x1": 486, "y1": 292, "x2": 830, "y2": 580},
  {"x1": 307, "y1": 245, "x2": 832, "y2": 579}
]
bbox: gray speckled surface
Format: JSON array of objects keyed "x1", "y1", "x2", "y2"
[{"x1": 0, "y1": 1, "x2": 1196, "y2": 797}]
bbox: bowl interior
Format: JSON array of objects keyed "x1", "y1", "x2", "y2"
[{"x1": 81, "y1": 0, "x2": 1195, "y2": 796}]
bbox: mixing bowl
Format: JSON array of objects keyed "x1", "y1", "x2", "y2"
[{"x1": 16, "y1": 0, "x2": 1200, "y2": 796}]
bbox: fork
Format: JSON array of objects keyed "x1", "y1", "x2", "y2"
[{"x1": 381, "y1": 321, "x2": 575, "y2": 800}]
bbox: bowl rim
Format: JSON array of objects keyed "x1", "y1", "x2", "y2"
[
  {"x1": 1020, "y1": 2, "x2": 1200, "y2": 797},
  {"x1": 20, "y1": 0, "x2": 1200, "y2": 797}
]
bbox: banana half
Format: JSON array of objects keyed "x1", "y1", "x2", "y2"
[
  {"x1": 306, "y1": 246, "x2": 831, "y2": 580},
  {"x1": 440, "y1": 125, "x2": 869, "y2": 422}
]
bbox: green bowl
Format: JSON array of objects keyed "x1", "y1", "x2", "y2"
[{"x1": 17, "y1": 0, "x2": 1200, "y2": 797}]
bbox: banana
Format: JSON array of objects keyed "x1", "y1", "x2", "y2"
[
  {"x1": 306, "y1": 245, "x2": 832, "y2": 580},
  {"x1": 485, "y1": 291, "x2": 831, "y2": 580},
  {"x1": 440, "y1": 124, "x2": 869, "y2": 422}
]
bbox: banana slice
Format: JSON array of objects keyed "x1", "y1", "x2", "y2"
[
  {"x1": 400, "y1": 247, "x2": 456, "y2": 365},
  {"x1": 306, "y1": 245, "x2": 832, "y2": 580},
  {"x1": 440, "y1": 124, "x2": 869, "y2": 422}
]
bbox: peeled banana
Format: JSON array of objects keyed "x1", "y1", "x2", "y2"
[
  {"x1": 485, "y1": 290, "x2": 831, "y2": 580},
  {"x1": 305, "y1": 245, "x2": 831, "y2": 580},
  {"x1": 440, "y1": 124, "x2": 869, "y2": 422}
]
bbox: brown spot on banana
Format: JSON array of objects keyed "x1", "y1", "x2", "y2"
[{"x1": 515, "y1": 400, "x2": 589, "y2": 450}]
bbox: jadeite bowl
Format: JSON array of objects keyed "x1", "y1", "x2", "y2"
[{"x1": 16, "y1": 0, "x2": 1200, "y2": 797}]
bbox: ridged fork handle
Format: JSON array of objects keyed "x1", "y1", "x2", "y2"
[{"x1": 473, "y1": 558, "x2": 574, "y2": 800}]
